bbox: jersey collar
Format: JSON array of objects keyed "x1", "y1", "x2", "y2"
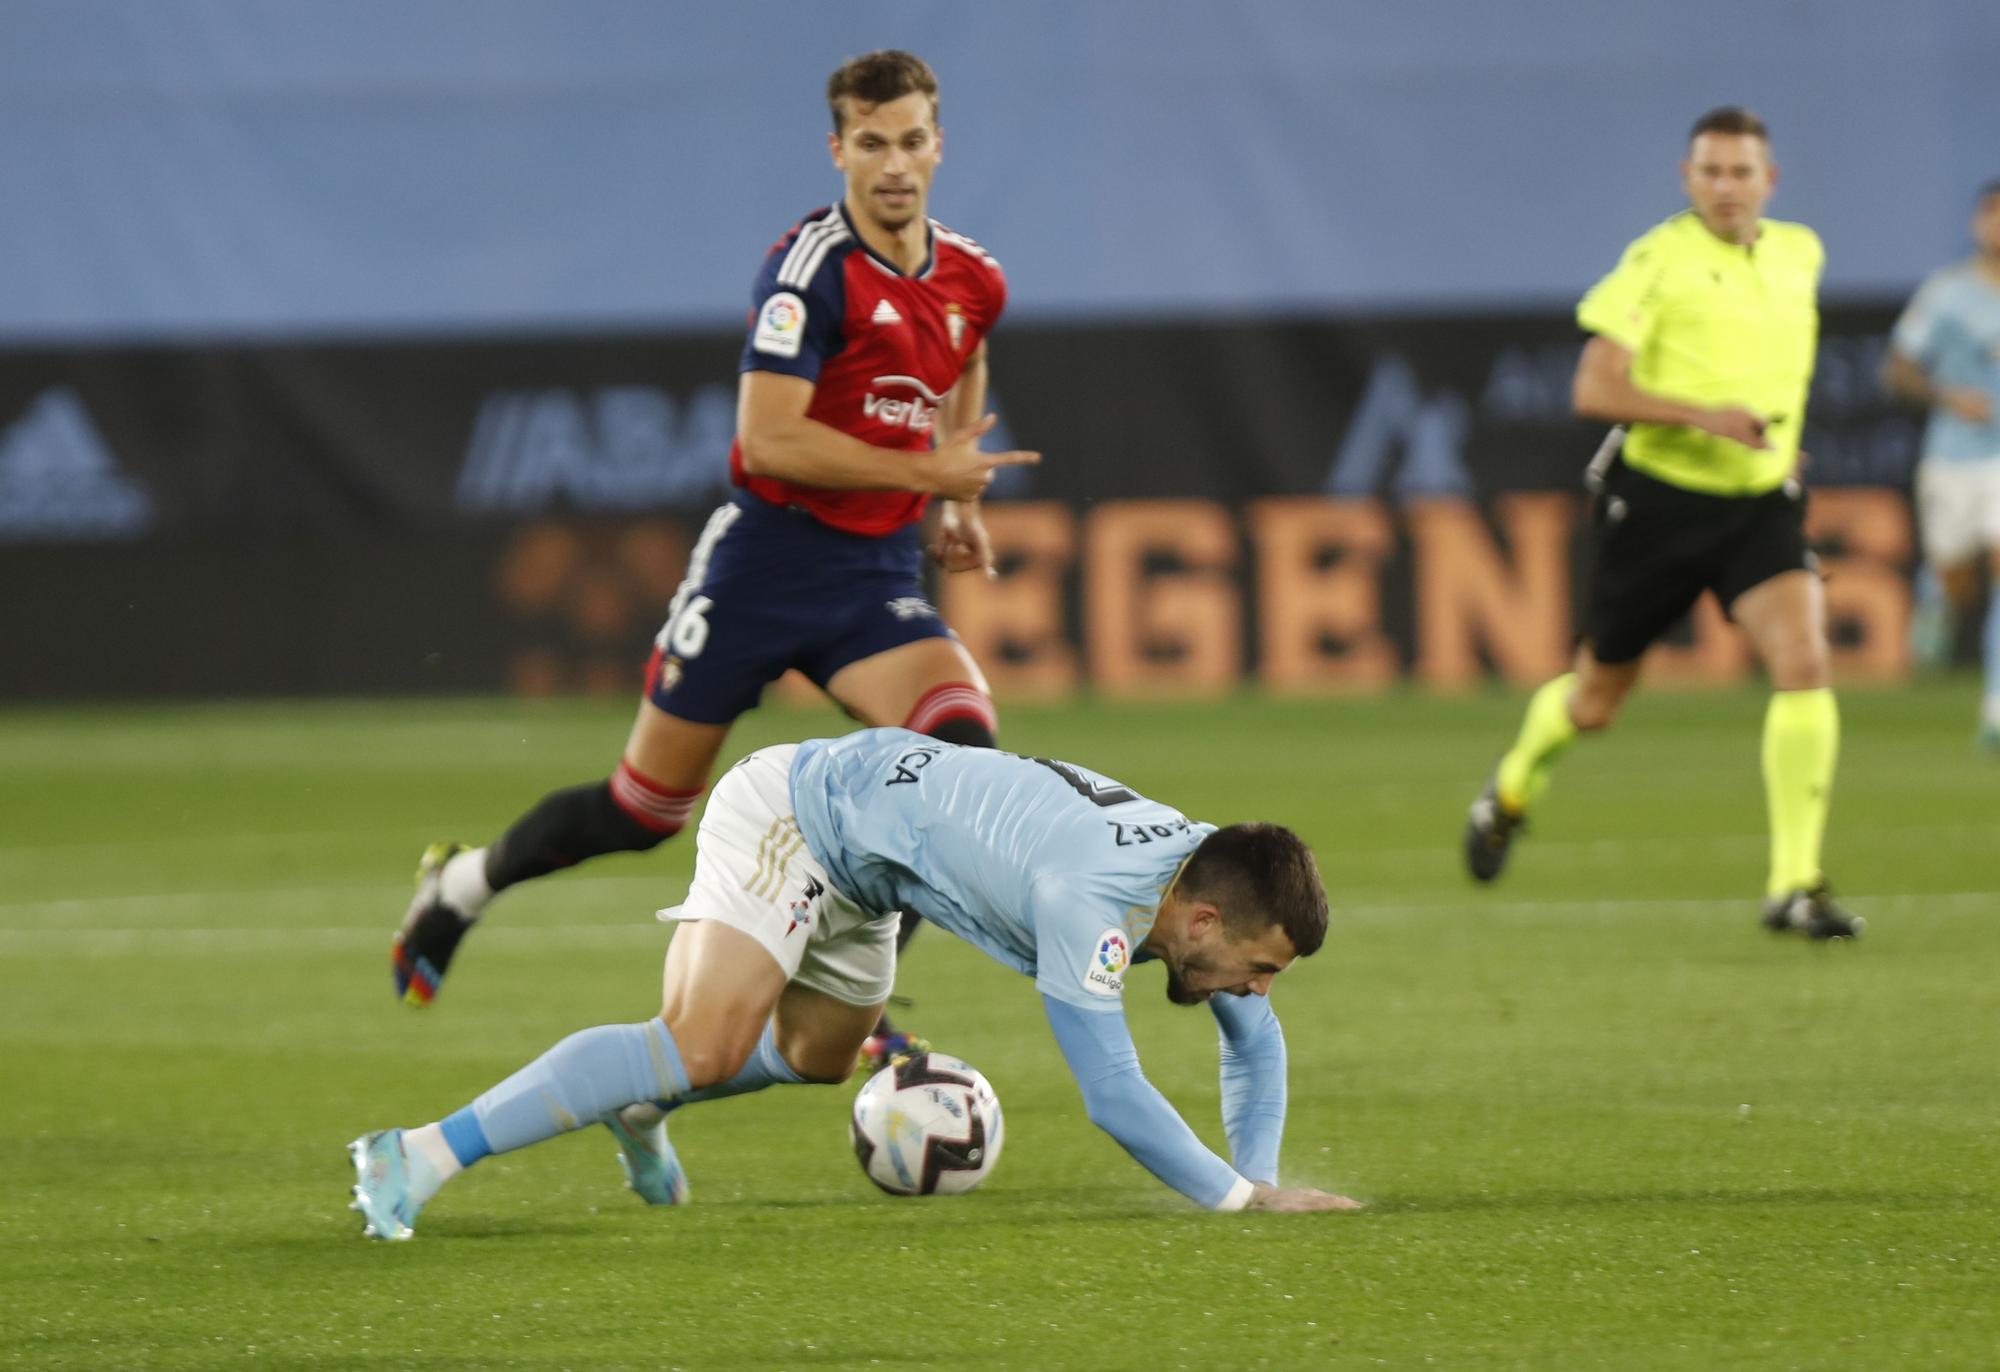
[
  {"x1": 838, "y1": 202, "x2": 935, "y2": 280},
  {"x1": 1679, "y1": 208, "x2": 1767, "y2": 255}
]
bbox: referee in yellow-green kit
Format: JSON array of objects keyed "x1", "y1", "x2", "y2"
[{"x1": 1463, "y1": 106, "x2": 1858, "y2": 940}]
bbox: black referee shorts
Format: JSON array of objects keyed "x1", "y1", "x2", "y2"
[{"x1": 1581, "y1": 459, "x2": 1815, "y2": 665}]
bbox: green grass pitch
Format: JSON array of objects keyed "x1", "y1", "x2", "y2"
[{"x1": 2, "y1": 684, "x2": 1996, "y2": 1369}]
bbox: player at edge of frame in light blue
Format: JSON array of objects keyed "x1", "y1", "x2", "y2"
[
  {"x1": 1884, "y1": 178, "x2": 2000, "y2": 749},
  {"x1": 348, "y1": 730, "x2": 1362, "y2": 1238}
]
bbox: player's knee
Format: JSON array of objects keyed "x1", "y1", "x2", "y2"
[
  {"x1": 1568, "y1": 690, "x2": 1621, "y2": 732},
  {"x1": 1766, "y1": 641, "x2": 1831, "y2": 691},
  {"x1": 606, "y1": 761, "x2": 703, "y2": 845},
  {"x1": 670, "y1": 1030, "x2": 759, "y2": 1092},
  {"x1": 903, "y1": 682, "x2": 998, "y2": 748},
  {"x1": 790, "y1": 1051, "x2": 859, "y2": 1086},
  {"x1": 771, "y1": 1021, "x2": 863, "y2": 1084}
]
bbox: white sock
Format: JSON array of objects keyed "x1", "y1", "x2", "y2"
[
  {"x1": 401, "y1": 1123, "x2": 463, "y2": 1202},
  {"x1": 440, "y1": 848, "x2": 492, "y2": 922}
]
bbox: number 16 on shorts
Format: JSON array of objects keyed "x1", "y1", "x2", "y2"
[{"x1": 667, "y1": 595, "x2": 713, "y2": 658}]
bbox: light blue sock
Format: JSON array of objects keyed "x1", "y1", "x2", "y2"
[
  {"x1": 1984, "y1": 592, "x2": 2000, "y2": 709},
  {"x1": 663, "y1": 1021, "x2": 804, "y2": 1113},
  {"x1": 1910, "y1": 566, "x2": 1953, "y2": 669},
  {"x1": 442, "y1": 1019, "x2": 690, "y2": 1164}
]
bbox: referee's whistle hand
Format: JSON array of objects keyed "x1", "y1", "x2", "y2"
[{"x1": 1697, "y1": 405, "x2": 1773, "y2": 450}]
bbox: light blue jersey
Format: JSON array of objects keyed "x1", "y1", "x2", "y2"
[
  {"x1": 791, "y1": 728, "x2": 1214, "y2": 1013},
  {"x1": 1892, "y1": 263, "x2": 2000, "y2": 461},
  {"x1": 789, "y1": 728, "x2": 1291, "y2": 1210}
]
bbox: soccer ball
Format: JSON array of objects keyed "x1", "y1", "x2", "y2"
[{"x1": 850, "y1": 1052, "x2": 1004, "y2": 1196}]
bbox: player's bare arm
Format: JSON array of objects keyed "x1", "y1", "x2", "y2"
[
  {"x1": 1573, "y1": 334, "x2": 1772, "y2": 449},
  {"x1": 930, "y1": 341, "x2": 1001, "y2": 573},
  {"x1": 1882, "y1": 347, "x2": 1995, "y2": 425},
  {"x1": 737, "y1": 369, "x2": 1037, "y2": 502}
]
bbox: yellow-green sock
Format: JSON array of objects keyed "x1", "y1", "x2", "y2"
[
  {"x1": 1762, "y1": 687, "x2": 1839, "y2": 898},
  {"x1": 1495, "y1": 673, "x2": 1579, "y2": 813}
]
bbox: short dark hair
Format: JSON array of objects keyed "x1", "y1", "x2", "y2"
[
  {"x1": 1689, "y1": 106, "x2": 1770, "y2": 145},
  {"x1": 1978, "y1": 179, "x2": 2000, "y2": 206},
  {"x1": 1177, "y1": 823, "x2": 1328, "y2": 957},
  {"x1": 827, "y1": 50, "x2": 939, "y2": 134}
]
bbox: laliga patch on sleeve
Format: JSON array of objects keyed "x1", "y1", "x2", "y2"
[
  {"x1": 752, "y1": 291, "x2": 807, "y2": 358},
  {"x1": 1081, "y1": 927, "x2": 1130, "y2": 998}
]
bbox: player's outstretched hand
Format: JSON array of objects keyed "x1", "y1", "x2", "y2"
[
  {"x1": 1246, "y1": 1184, "x2": 1366, "y2": 1213},
  {"x1": 927, "y1": 414, "x2": 1040, "y2": 503},
  {"x1": 929, "y1": 500, "x2": 998, "y2": 577},
  {"x1": 1695, "y1": 405, "x2": 1772, "y2": 450}
]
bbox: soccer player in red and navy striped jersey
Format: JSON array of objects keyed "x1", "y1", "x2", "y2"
[{"x1": 393, "y1": 52, "x2": 1038, "y2": 1054}]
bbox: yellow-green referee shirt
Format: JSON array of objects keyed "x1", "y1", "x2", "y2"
[{"x1": 1577, "y1": 210, "x2": 1823, "y2": 497}]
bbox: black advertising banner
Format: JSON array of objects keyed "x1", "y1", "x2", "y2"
[{"x1": 0, "y1": 306, "x2": 1917, "y2": 700}]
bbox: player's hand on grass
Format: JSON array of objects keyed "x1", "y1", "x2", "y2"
[
  {"x1": 1246, "y1": 1183, "x2": 1366, "y2": 1213},
  {"x1": 929, "y1": 500, "x2": 998, "y2": 577},
  {"x1": 1695, "y1": 405, "x2": 1773, "y2": 449},
  {"x1": 925, "y1": 414, "x2": 1039, "y2": 502},
  {"x1": 1939, "y1": 385, "x2": 1994, "y2": 426}
]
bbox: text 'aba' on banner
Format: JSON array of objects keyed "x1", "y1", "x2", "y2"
[{"x1": 0, "y1": 305, "x2": 1917, "y2": 700}]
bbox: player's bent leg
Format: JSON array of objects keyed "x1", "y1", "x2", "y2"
[
  {"x1": 824, "y1": 635, "x2": 994, "y2": 733},
  {"x1": 658, "y1": 917, "x2": 794, "y2": 1088},
  {"x1": 348, "y1": 1014, "x2": 704, "y2": 1239},
  {"x1": 350, "y1": 920, "x2": 794, "y2": 1235},
  {"x1": 390, "y1": 702, "x2": 723, "y2": 1006},
  {"x1": 599, "y1": 918, "x2": 794, "y2": 1206},
  {"x1": 772, "y1": 982, "x2": 889, "y2": 1084}
]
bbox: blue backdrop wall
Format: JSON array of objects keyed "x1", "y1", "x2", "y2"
[{"x1": 4, "y1": 0, "x2": 1996, "y2": 342}]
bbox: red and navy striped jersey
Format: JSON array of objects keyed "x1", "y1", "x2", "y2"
[{"x1": 732, "y1": 203, "x2": 1007, "y2": 536}]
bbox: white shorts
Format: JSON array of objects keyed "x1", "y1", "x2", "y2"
[
  {"x1": 657, "y1": 744, "x2": 896, "y2": 1008},
  {"x1": 1915, "y1": 457, "x2": 2000, "y2": 567}
]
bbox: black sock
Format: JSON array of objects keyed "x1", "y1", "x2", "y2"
[
  {"x1": 483, "y1": 780, "x2": 670, "y2": 893},
  {"x1": 922, "y1": 715, "x2": 996, "y2": 749}
]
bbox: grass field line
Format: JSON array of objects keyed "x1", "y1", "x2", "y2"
[
  {"x1": 0, "y1": 825, "x2": 455, "y2": 862},
  {"x1": 0, "y1": 873, "x2": 681, "y2": 919},
  {"x1": 1, "y1": 890, "x2": 1992, "y2": 953},
  {"x1": 1354, "y1": 889, "x2": 1999, "y2": 919},
  {"x1": 1, "y1": 818, "x2": 1990, "y2": 873},
  {"x1": 1330, "y1": 821, "x2": 2000, "y2": 864},
  {"x1": 0, "y1": 923, "x2": 668, "y2": 953}
]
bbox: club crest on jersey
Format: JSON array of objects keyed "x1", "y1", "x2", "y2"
[
  {"x1": 753, "y1": 291, "x2": 806, "y2": 358},
  {"x1": 946, "y1": 303, "x2": 966, "y2": 350},
  {"x1": 1082, "y1": 928, "x2": 1130, "y2": 998}
]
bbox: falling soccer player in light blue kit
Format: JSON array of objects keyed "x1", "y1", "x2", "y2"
[{"x1": 348, "y1": 729, "x2": 1361, "y2": 1237}]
